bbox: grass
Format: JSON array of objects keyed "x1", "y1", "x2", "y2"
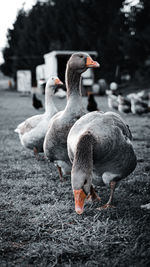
[{"x1": 0, "y1": 88, "x2": 150, "y2": 266}]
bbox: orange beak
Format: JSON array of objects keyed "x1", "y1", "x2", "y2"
[
  {"x1": 73, "y1": 189, "x2": 87, "y2": 214},
  {"x1": 86, "y1": 57, "x2": 100, "y2": 68},
  {"x1": 87, "y1": 91, "x2": 93, "y2": 96},
  {"x1": 55, "y1": 78, "x2": 63, "y2": 85}
]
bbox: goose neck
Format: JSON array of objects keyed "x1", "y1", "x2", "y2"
[
  {"x1": 45, "y1": 85, "x2": 56, "y2": 113},
  {"x1": 66, "y1": 67, "x2": 82, "y2": 98}
]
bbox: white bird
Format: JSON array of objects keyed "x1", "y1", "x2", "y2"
[
  {"x1": 55, "y1": 88, "x2": 66, "y2": 99},
  {"x1": 67, "y1": 111, "x2": 136, "y2": 214},
  {"x1": 141, "y1": 203, "x2": 150, "y2": 210},
  {"x1": 117, "y1": 95, "x2": 131, "y2": 113},
  {"x1": 108, "y1": 91, "x2": 118, "y2": 110},
  {"x1": 14, "y1": 76, "x2": 63, "y2": 157},
  {"x1": 110, "y1": 82, "x2": 118, "y2": 91},
  {"x1": 131, "y1": 97, "x2": 149, "y2": 115},
  {"x1": 44, "y1": 52, "x2": 100, "y2": 178},
  {"x1": 126, "y1": 93, "x2": 137, "y2": 100},
  {"x1": 137, "y1": 90, "x2": 149, "y2": 101}
]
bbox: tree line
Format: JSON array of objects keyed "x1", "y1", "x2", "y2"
[{"x1": 1, "y1": 0, "x2": 150, "y2": 85}]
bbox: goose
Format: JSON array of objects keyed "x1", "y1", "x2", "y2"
[
  {"x1": 87, "y1": 91, "x2": 99, "y2": 112},
  {"x1": 126, "y1": 93, "x2": 137, "y2": 101},
  {"x1": 32, "y1": 93, "x2": 43, "y2": 109},
  {"x1": 107, "y1": 91, "x2": 118, "y2": 110},
  {"x1": 14, "y1": 76, "x2": 63, "y2": 157},
  {"x1": 44, "y1": 52, "x2": 100, "y2": 178},
  {"x1": 131, "y1": 97, "x2": 149, "y2": 114},
  {"x1": 110, "y1": 82, "x2": 118, "y2": 91},
  {"x1": 141, "y1": 203, "x2": 150, "y2": 210},
  {"x1": 67, "y1": 111, "x2": 137, "y2": 214},
  {"x1": 55, "y1": 88, "x2": 66, "y2": 99},
  {"x1": 117, "y1": 95, "x2": 131, "y2": 113},
  {"x1": 127, "y1": 90, "x2": 149, "y2": 102},
  {"x1": 137, "y1": 90, "x2": 149, "y2": 101}
]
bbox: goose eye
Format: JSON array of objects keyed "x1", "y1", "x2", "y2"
[
  {"x1": 84, "y1": 179, "x2": 87, "y2": 185},
  {"x1": 80, "y1": 55, "x2": 83, "y2": 58}
]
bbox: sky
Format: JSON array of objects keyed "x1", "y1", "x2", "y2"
[
  {"x1": 0, "y1": 0, "x2": 36, "y2": 63},
  {"x1": 0, "y1": 0, "x2": 140, "y2": 64}
]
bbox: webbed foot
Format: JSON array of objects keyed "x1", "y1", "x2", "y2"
[
  {"x1": 87, "y1": 185, "x2": 101, "y2": 202},
  {"x1": 97, "y1": 203, "x2": 115, "y2": 210}
]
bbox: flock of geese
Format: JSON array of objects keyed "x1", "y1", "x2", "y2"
[
  {"x1": 15, "y1": 52, "x2": 137, "y2": 215},
  {"x1": 107, "y1": 88, "x2": 150, "y2": 115}
]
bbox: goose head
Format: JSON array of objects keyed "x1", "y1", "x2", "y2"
[
  {"x1": 68, "y1": 52, "x2": 100, "y2": 74},
  {"x1": 46, "y1": 76, "x2": 63, "y2": 95},
  {"x1": 71, "y1": 132, "x2": 96, "y2": 214},
  {"x1": 73, "y1": 176, "x2": 92, "y2": 215}
]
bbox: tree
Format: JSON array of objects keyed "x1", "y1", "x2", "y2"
[
  {"x1": 1, "y1": 0, "x2": 126, "y2": 83},
  {"x1": 120, "y1": 0, "x2": 150, "y2": 81}
]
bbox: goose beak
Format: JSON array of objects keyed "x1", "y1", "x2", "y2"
[
  {"x1": 87, "y1": 91, "x2": 93, "y2": 96},
  {"x1": 73, "y1": 189, "x2": 87, "y2": 214},
  {"x1": 86, "y1": 57, "x2": 100, "y2": 68},
  {"x1": 55, "y1": 78, "x2": 63, "y2": 85}
]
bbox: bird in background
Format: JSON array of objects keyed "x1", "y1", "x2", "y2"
[
  {"x1": 130, "y1": 96, "x2": 149, "y2": 114},
  {"x1": 32, "y1": 93, "x2": 43, "y2": 110},
  {"x1": 107, "y1": 90, "x2": 119, "y2": 110},
  {"x1": 87, "y1": 91, "x2": 99, "y2": 112},
  {"x1": 117, "y1": 95, "x2": 131, "y2": 113}
]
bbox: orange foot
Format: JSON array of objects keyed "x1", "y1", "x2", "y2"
[
  {"x1": 60, "y1": 177, "x2": 67, "y2": 183},
  {"x1": 97, "y1": 203, "x2": 115, "y2": 210},
  {"x1": 87, "y1": 186, "x2": 101, "y2": 202}
]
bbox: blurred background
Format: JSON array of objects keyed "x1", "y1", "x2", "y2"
[{"x1": 0, "y1": 0, "x2": 150, "y2": 92}]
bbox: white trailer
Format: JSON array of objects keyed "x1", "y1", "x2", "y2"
[
  {"x1": 36, "y1": 50, "x2": 98, "y2": 94},
  {"x1": 36, "y1": 64, "x2": 46, "y2": 81},
  {"x1": 17, "y1": 70, "x2": 31, "y2": 93}
]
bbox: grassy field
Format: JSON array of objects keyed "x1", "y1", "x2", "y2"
[{"x1": 0, "y1": 88, "x2": 150, "y2": 266}]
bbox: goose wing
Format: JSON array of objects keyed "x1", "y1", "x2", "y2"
[{"x1": 15, "y1": 114, "x2": 43, "y2": 135}]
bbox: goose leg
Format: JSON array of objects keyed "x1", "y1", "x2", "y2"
[
  {"x1": 33, "y1": 147, "x2": 39, "y2": 160},
  {"x1": 97, "y1": 181, "x2": 116, "y2": 210},
  {"x1": 57, "y1": 165, "x2": 63, "y2": 180},
  {"x1": 87, "y1": 185, "x2": 101, "y2": 202}
]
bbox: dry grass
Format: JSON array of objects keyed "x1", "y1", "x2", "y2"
[{"x1": 0, "y1": 89, "x2": 150, "y2": 266}]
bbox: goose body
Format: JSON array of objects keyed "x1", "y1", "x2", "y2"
[
  {"x1": 14, "y1": 76, "x2": 62, "y2": 154},
  {"x1": 137, "y1": 90, "x2": 149, "y2": 101},
  {"x1": 44, "y1": 52, "x2": 100, "y2": 176},
  {"x1": 108, "y1": 93, "x2": 118, "y2": 110},
  {"x1": 117, "y1": 95, "x2": 131, "y2": 113},
  {"x1": 126, "y1": 93, "x2": 137, "y2": 100},
  {"x1": 131, "y1": 97, "x2": 148, "y2": 114},
  {"x1": 55, "y1": 88, "x2": 66, "y2": 99},
  {"x1": 141, "y1": 203, "x2": 150, "y2": 210},
  {"x1": 67, "y1": 111, "x2": 136, "y2": 214}
]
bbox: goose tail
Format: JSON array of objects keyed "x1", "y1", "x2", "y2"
[{"x1": 14, "y1": 128, "x2": 20, "y2": 133}]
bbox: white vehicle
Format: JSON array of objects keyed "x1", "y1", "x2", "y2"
[{"x1": 36, "y1": 50, "x2": 98, "y2": 94}]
